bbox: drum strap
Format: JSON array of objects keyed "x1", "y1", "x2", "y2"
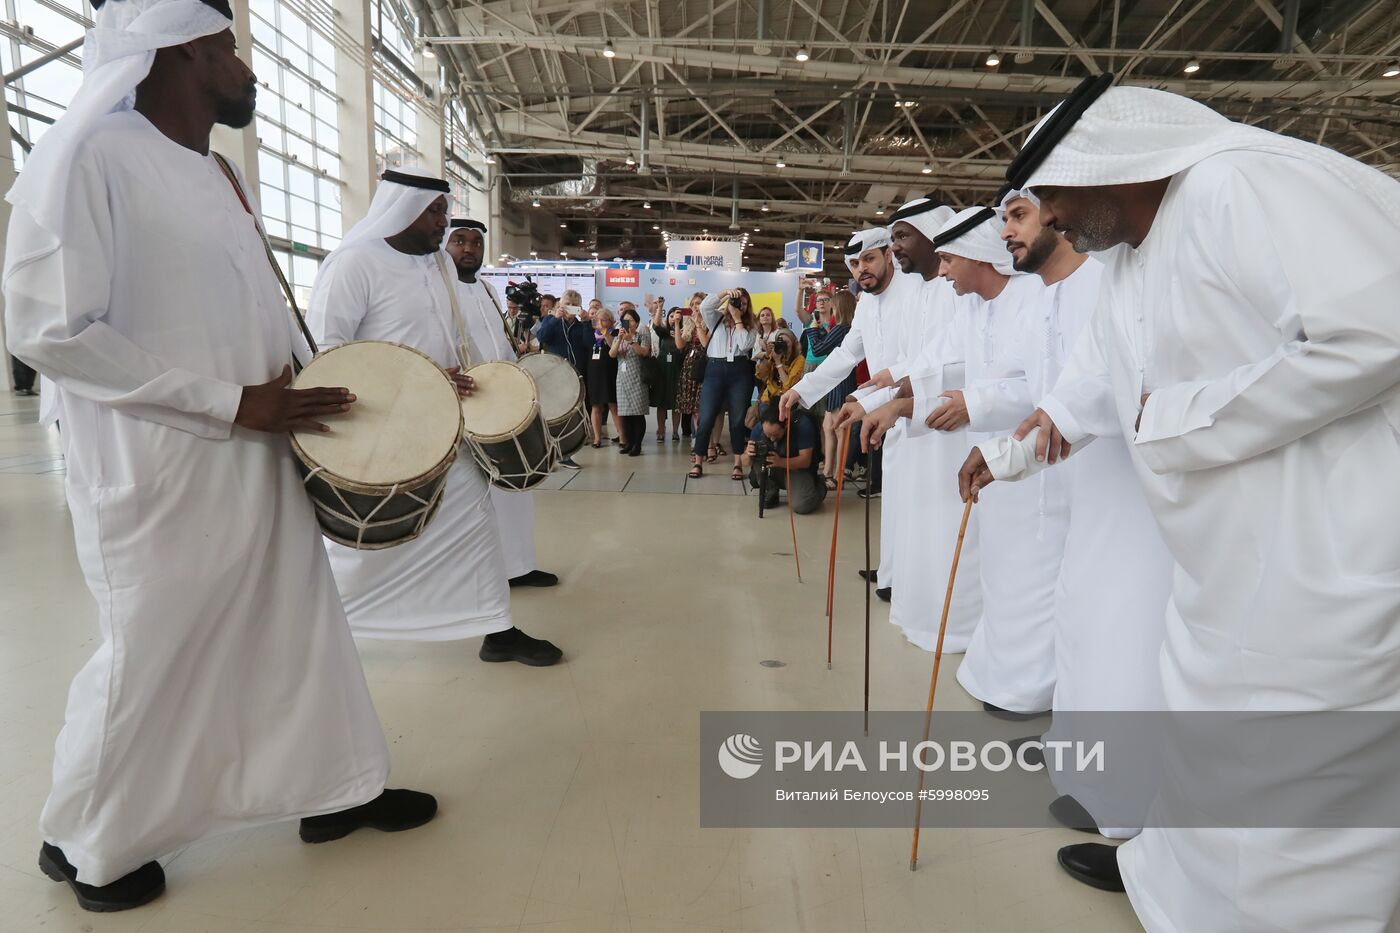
[
  {"x1": 434, "y1": 251, "x2": 475, "y2": 372},
  {"x1": 210, "y1": 152, "x2": 320, "y2": 370}
]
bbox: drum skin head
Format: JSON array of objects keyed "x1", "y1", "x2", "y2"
[
  {"x1": 461, "y1": 361, "x2": 539, "y2": 442},
  {"x1": 292, "y1": 341, "x2": 463, "y2": 487},
  {"x1": 517, "y1": 352, "x2": 584, "y2": 422}
]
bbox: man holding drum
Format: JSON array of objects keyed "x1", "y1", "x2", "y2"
[
  {"x1": 307, "y1": 171, "x2": 562, "y2": 667},
  {"x1": 3, "y1": 0, "x2": 434, "y2": 910}
]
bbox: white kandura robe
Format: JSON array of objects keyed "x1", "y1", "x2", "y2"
[
  {"x1": 792, "y1": 271, "x2": 914, "y2": 586},
  {"x1": 857, "y1": 274, "x2": 984, "y2": 653},
  {"x1": 1009, "y1": 151, "x2": 1400, "y2": 931},
  {"x1": 458, "y1": 276, "x2": 539, "y2": 579},
  {"x1": 910, "y1": 273, "x2": 1067, "y2": 713},
  {"x1": 979, "y1": 257, "x2": 1173, "y2": 838},
  {"x1": 307, "y1": 240, "x2": 512, "y2": 641},
  {"x1": 2, "y1": 112, "x2": 389, "y2": 885}
]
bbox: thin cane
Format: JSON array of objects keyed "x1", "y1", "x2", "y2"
[
  {"x1": 863, "y1": 444, "x2": 873, "y2": 737},
  {"x1": 786, "y1": 424, "x2": 802, "y2": 582},
  {"x1": 826, "y1": 429, "x2": 850, "y2": 669},
  {"x1": 910, "y1": 497, "x2": 975, "y2": 871}
]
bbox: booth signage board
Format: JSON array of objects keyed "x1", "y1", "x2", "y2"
[
  {"x1": 664, "y1": 239, "x2": 743, "y2": 270},
  {"x1": 783, "y1": 240, "x2": 824, "y2": 272},
  {"x1": 479, "y1": 267, "x2": 598, "y2": 309},
  {"x1": 597, "y1": 268, "x2": 802, "y2": 329}
]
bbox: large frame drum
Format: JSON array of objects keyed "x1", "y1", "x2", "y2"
[
  {"x1": 291, "y1": 341, "x2": 462, "y2": 549},
  {"x1": 517, "y1": 352, "x2": 587, "y2": 456},
  {"x1": 460, "y1": 360, "x2": 556, "y2": 490}
]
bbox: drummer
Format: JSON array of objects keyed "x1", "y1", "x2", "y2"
[
  {"x1": 306, "y1": 170, "x2": 562, "y2": 666},
  {"x1": 446, "y1": 218, "x2": 570, "y2": 584}
]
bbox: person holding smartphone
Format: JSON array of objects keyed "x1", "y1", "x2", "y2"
[
  {"x1": 611, "y1": 307, "x2": 651, "y2": 456},
  {"x1": 688, "y1": 288, "x2": 756, "y2": 480},
  {"x1": 586, "y1": 308, "x2": 621, "y2": 447}
]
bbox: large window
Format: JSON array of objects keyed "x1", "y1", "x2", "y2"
[
  {"x1": 370, "y1": 0, "x2": 420, "y2": 171},
  {"x1": 4, "y1": 0, "x2": 89, "y2": 169},
  {"x1": 250, "y1": 0, "x2": 344, "y2": 250}
]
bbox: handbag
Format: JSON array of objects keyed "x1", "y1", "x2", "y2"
[{"x1": 686, "y1": 345, "x2": 709, "y2": 382}]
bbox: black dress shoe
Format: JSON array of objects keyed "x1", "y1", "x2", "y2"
[
  {"x1": 858, "y1": 569, "x2": 878, "y2": 583},
  {"x1": 299, "y1": 789, "x2": 438, "y2": 843},
  {"x1": 1057, "y1": 843, "x2": 1124, "y2": 892},
  {"x1": 857, "y1": 487, "x2": 881, "y2": 500},
  {"x1": 39, "y1": 842, "x2": 164, "y2": 912},
  {"x1": 876, "y1": 587, "x2": 892, "y2": 602},
  {"x1": 480, "y1": 627, "x2": 563, "y2": 666},
  {"x1": 508, "y1": 569, "x2": 559, "y2": 587},
  {"x1": 982, "y1": 701, "x2": 1049, "y2": 722},
  {"x1": 1050, "y1": 795, "x2": 1100, "y2": 834},
  {"x1": 1008, "y1": 734, "x2": 1044, "y2": 768}
]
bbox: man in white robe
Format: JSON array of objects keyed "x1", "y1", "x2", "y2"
[
  {"x1": 837, "y1": 198, "x2": 984, "y2": 653},
  {"x1": 778, "y1": 228, "x2": 909, "y2": 599},
  {"x1": 963, "y1": 81, "x2": 1400, "y2": 930},
  {"x1": 445, "y1": 219, "x2": 563, "y2": 587},
  {"x1": 2, "y1": 0, "x2": 434, "y2": 909},
  {"x1": 911, "y1": 209, "x2": 1061, "y2": 717},
  {"x1": 977, "y1": 190, "x2": 1173, "y2": 843},
  {"x1": 307, "y1": 173, "x2": 562, "y2": 666}
]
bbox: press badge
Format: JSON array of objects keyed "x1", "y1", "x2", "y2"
[{"x1": 592, "y1": 346, "x2": 602, "y2": 361}]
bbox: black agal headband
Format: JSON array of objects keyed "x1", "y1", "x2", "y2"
[
  {"x1": 931, "y1": 207, "x2": 997, "y2": 250},
  {"x1": 1004, "y1": 73, "x2": 1115, "y2": 189}
]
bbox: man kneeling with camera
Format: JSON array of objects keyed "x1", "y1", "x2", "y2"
[{"x1": 743, "y1": 403, "x2": 827, "y2": 515}]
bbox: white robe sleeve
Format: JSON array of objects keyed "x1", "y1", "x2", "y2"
[
  {"x1": 978, "y1": 427, "x2": 1090, "y2": 482},
  {"x1": 306, "y1": 255, "x2": 371, "y2": 350},
  {"x1": 1133, "y1": 172, "x2": 1400, "y2": 475},
  {"x1": 905, "y1": 305, "x2": 971, "y2": 436},
  {"x1": 791, "y1": 306, "x2": 867, "y2": 407},
  {"x1": 3, "y1": 155, "x2": 243, "y2": 439}
]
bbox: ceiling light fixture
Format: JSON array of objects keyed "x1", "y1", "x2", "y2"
[
  {"x1": 1385, "y1": 62, "x2": 1400, "y2": 77},
  {"x1": 625, "y1": 154, "x2": 636, "y2": 166},
  {"x1": 422, "y1": 44, "x2": 436, "y2": 59},
  {"x1": 921, "y1": 163, "x2": 933, "y2": 175},
  {"x1": 643, "y1": 200, "x2": 651, "y2": 209},
  {"x1": 775, "y1": 158, "x2": 786, "y2": 169},
  {"x1": 985, "y1": 50, "x2": 1001, "y2": 67},
  {"x1": 761, "y1": 202, "x2": 770, "y2": 212},
  {"x1": 531, "y1": 198, "x2": 541, "y2": 207},
  {"x1": 794, "y1": 47, "x2": 810, "y2": 62},
  {"x1": 1184, "y1": 58, "x2": 1201, "y2": 74},
  {"x1": 603, "y1": 40, "x2": 616, "y2": 59}
]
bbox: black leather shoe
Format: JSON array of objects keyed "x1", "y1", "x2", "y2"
[
  {"x1": 508, "y1": 569, "x2": 559, "y2": 587},
  {"x1": 858, "y1": 569, "x2": 878, "y2": 583},
  {"x1": 1057, "y1": 843, "x2": 1124, "y2": 892},
  {"x1": 480, "y1": 627, "x2": 563, "y2": 666},
  {"x1": 1050, "y1": 795, "x2": 1100, "y2": 834},
  {"x1": 1008, "y1": 734, "x2": 1044, "y2": 768},
  {"x1": 876, "y1": 587, "x2": 892, "y2": 602},
  {"x1": 982, "y1": 701, "x2": 1049, "y2": 722},
  {"x1": 299, "y1": 789, "x2": 438, "y2": 843},
  {"x1": 39, "y1": 843, "x2": 164, "y2": 912},
  {"x1": 857, "y1": 487, "x2": 881, "y2": 500}
]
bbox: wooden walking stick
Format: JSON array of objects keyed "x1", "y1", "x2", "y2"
[
  {"x1": 863, "y1": 446, "x2": 874, "y2": 737},
  {"x1": 785, "y1": 425, "x2": 801, "y2": 582},
  {"x1": 825, "y1": 429, "x2": 851, "y2": 669},
  {"x1": 910, "y1": 496, "x2": 975, "y2": 871}
]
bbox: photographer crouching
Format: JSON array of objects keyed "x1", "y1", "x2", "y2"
[{"x1": 742, "y1": 403, "x2": 827, "y2": 515}]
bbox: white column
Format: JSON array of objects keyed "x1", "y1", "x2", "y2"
[
  {"x1": 336, "y1": 0, "x2": 377, "y2": 228},
  {"x1": 414, "y1": 52, "x2": 444, "y2": 177},
  {"x1": 211, "y1": 0, "x2": 259, "y2": 182},
  {"x1": 0, "y1": 93, "x2": 15, "y2": 390}
]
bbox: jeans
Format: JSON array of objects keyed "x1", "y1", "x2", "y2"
[{"x1": 692, "y1": 358, "x2": 754, "y2": 458}]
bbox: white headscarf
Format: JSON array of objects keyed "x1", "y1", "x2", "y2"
[
  {"x1": 935, "y1": 207, "x2": 1016, "y2": 275},
  {"x1": 5, "y1": 0, "x2": 231, "y2": 248},
  {"x1": 844, "y1": 227, "x2": 891, "y2": 271},
  {"x1": 318, "y1": 166, "x2": 449, "y2": 279},
  {"x1": 1023, "y1": 86, "x2": 1400, "y2": 218},
  {"x1": 888, "y1": 197, "x2": 955, "y2": 247},
  {"x1": 997, "y1": 188, "x2": 1041, "y2": 217}
]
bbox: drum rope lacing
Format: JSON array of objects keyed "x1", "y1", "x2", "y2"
[{"x1": 303, "y1": 464, "x2": 446, "y2": 549}]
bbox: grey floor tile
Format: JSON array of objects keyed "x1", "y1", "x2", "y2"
[
  {"x1": 621, "y1": 471, "x2": 687, "y2": 495},
  {"x1": 560, "y1": 469, "x2": 634, "y2": 492}
]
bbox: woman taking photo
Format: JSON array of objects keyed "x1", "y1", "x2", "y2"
[
  {"x1": 587, "y1": 308, "x2": 622, "y2": 448},
  {"x1": 751, "y1": 307, "x2": 778, "y2": 360},
  {"x1": 688, "y1": 287, "x2": 756, "y2": 481},
  {"x1": 612, "y1": 307, "x2": 652, "y2": 457},
  {"x1": 651, "y1": 304, "x2": 686, "y2": 443},
  {"x1": 807, "y1": 290, "x2": 857, "y2": 490},
  {"x1": 756, "y1": 328, "x2": 805, "y2": 405},
  {"x1": 675, "y1": 294, "x2": 708, "y2": 441}
]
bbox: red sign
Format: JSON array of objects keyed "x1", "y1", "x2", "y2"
[{"x1": 605, "y1": 268, "x2": 640, "y2": 288}]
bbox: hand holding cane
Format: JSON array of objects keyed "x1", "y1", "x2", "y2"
[{"x1": 910, "y1": 496, "x2": 975, "y2": 871}]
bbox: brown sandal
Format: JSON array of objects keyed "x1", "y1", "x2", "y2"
[
  {"x1": 688, "y1": 462, "x2": 704, "y2": 479},
  {"x1": 731, "y1": 465, "x2": 744, "y2": 481}
]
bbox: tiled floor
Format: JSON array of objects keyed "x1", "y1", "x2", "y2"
[{"x1": 0, "y1": 391, "x2": 1142, "y2": 932}]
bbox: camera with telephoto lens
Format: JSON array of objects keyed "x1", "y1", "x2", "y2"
[
  {"x1": 505, "y1": 279, "x2": 541, "y2": 320},
  {"x1": 751, "y1": 435, "x2": 775, "y2": 466}
]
